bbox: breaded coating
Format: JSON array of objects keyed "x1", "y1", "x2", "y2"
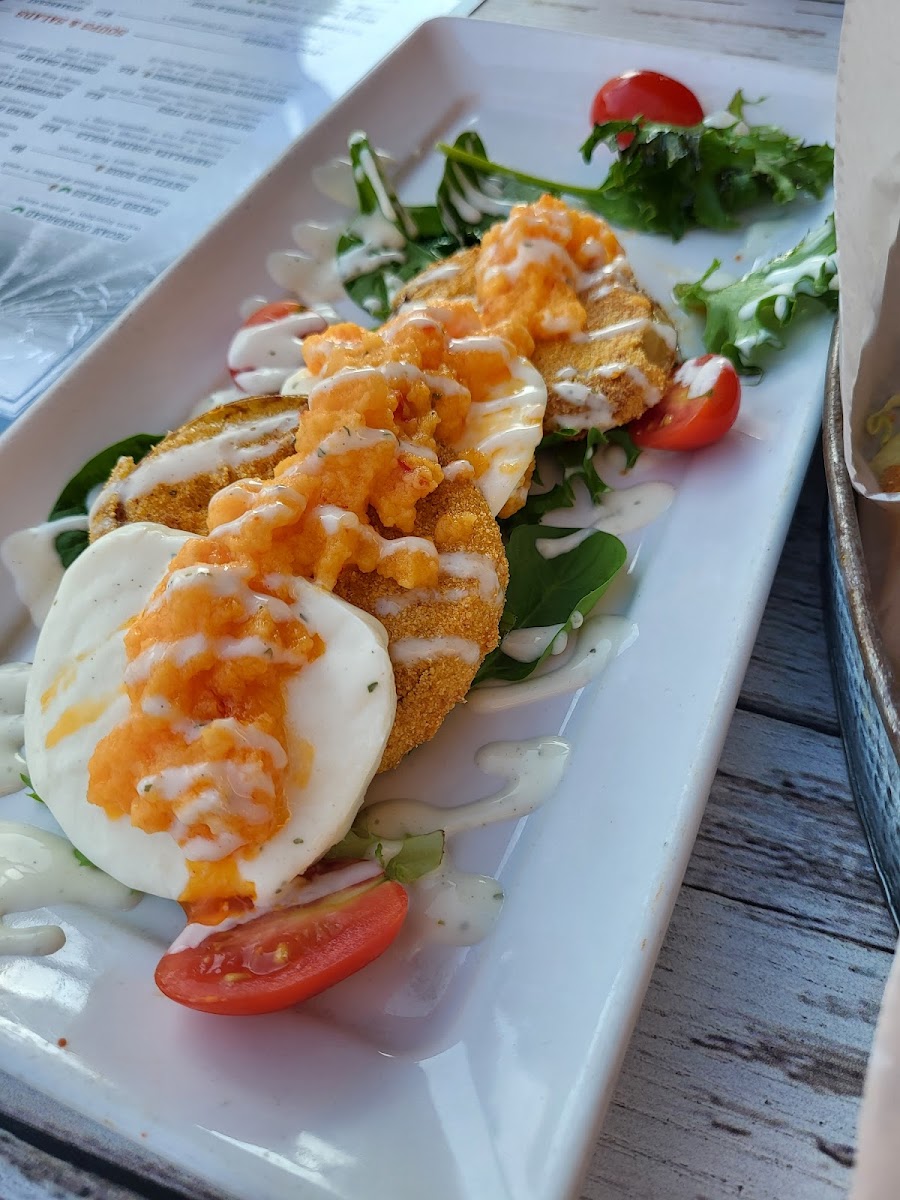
[
  {"x1": 881, "y1": 464, "x2": 900, "y2": 492},
  {"x1": 335, "y1": 467, "x2": 507, "y2": 773},
  {"x1": 89, "y1": 396, "x2": 302, "y2": 540},
  {"x1": 87, "y1": 398, "x2": 506, "y2": 772},
  {"x1": 537, "y1": 288, "x2": 677, "y2": 433},
  {"x1": 392, "y1": 246, "x2": 478, "y2": 308}
]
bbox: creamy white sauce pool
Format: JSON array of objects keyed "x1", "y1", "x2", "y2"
[
  {"x1": 0, "y1": 821, "x2": 138, "y2": 957},
  {"x1": 0, "y1": 663, "x2": 29, "y2": 796},
  {"x1": 1, "y1": 514, "x2": 89, "y2": 628},
  {"x1": 365, "y1": 736, "x2": 571, "y2": 945},
  {"x1": 471, "y1": 615, "x2": 638, "y2": 713}
]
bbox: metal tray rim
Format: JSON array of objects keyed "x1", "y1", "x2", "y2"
[{"x1": 823, "y1": 324, "x2": 900, "y2": 763}]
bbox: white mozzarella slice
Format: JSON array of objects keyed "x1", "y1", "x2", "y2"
[{"x1": 24, "y1": 522, "x2": 395, "y2": 905}]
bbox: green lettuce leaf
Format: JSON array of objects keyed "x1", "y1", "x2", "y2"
[
  {"x1": 48, "y1": 432, "x2": 164, "y2": 568},
  {"x1": 475, "y1": 524, "x2": 626, "y2": 684},
  {"x1": 324, "y1": 823, "x2": 445, "y2": 884},
  {"x1": 436, "y1": 130, "x2": 540, "y2": 246},
  {"x1": 438, "y1": 94, "x2": 833, "y2": 240},
  {"x1": 505, "y1": 427, "x2": 640, "y2": 531},
  {"x1": 674, "y1": 213, "x2": 838, "y2": 372},
  {"x1": 337, "y1": 132, "x2": 457, "y2": 320}
]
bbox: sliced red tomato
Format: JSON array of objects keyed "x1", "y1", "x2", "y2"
[
  {"x1": 242, "y1": 299, "x2": 305, "y2": 327},
  {"x1": 629, "y1": 355, "x2": 741, "y2": 451},
  {"x1": 590, "y1": 70, "x2": 704, "y2": 148},
  {"x1": 155, "y1": 876, "x2": 408, "y2": 1016}
]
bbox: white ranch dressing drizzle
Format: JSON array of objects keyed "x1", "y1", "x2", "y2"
[
  {"x1": 572, "y1": 316, "x2": 678, "y2": 350},
  {"x1": 673, "y1": 356, "x2": 726, "y2": 399},
  {"x1": 469, "y1": 615, "x2": 638, "y2": 713},
  {"x1": 446, "y1": 337, "x2": 548, "y2": 517},
  {"x1": 227, "y1": 309, "x2": 328, "y2": 394},
  {"x1": 536, "y1": 480, "x2": 675, "y2": 552},
  {"x1": 1, "y1": 513, "x2": 89, "y2": 628},
  {"x1": 0, "y1": 664, "x2": 29, "y2": 796},
  {"x1": 500, "y1": 619, "x2": 574, "y2": 664},
  {"x1": 365, "y1": 737, "x2": 571, "y2": 945},
  {"x1": 735, "y1": 250, "x2": 838, "y2": 322},
  {"x1": 549, "y1": 381, "x2": 614, "y2": 431},
  {"x1": 389, "y1": 637, "x2": 481, "y2": 667},
  {"x1": 0, "y1": 821, "x2": 138, "y2": 957},
  {"x1": 95, "y1": 411, "x2": 298, "y2": 512}
]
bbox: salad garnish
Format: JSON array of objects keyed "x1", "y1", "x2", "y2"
[
  {"x1": 437, "y1": 94, "x2": 833, "y2": 241},
  {"x1": 326, "y1": 825, "x2": 445, "y2": 884},
  {"x1": 674, "y1": 213, "x2": 838, "y2": 373},
  {"x1": 48, "y1": 433, "x2": 164, "y2": 567},
  {"x1": 475, "y1": 526, "x2": 626, "y2": 685}
]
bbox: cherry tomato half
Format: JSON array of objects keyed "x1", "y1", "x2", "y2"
[
  {"x1": 243, "y1": 299, "x2": 305, "y2": 328},
  {"x1": 590, "y1": 70, "x2": 704, "y2": 148},
  {"x1": 629, "y1": 355, "x2": 741, "y2": 451},
  {"x1": 155, "y1": 876, "x2": 408, "y2": 1016}
]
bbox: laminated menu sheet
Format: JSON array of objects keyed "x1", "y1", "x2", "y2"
[{"x1": 0, "y1": 0, "x2": 473, "y2": 429}]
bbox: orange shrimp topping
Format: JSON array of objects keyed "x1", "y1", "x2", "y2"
[
  {"x1": 86, "y1": 302, "x2": 529, "y2": 919},
  {"x1": 476, "y1": 195, "x2": 623, "y2": 340}
]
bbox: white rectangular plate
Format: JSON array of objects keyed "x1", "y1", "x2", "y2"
[{"x1": 0, "y1": 17, "x2": 835, "y2": 1200}]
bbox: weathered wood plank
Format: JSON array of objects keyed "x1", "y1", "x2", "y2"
[
  {"x1": 0, "y1": 1129, "x2": 147, "y2": 1200},
  {"x1": 690, "y1": 708, "x2": 892, "y2": 947},
  {"x1": 587, "y1": 887, "x2": 890, "y2": 1200},
  {"x1": 739, "y1": 455, "x2": 840, "y2": 736},
  {"x1": 473, "y1": 0, "x2": 841, "y2": 70}
]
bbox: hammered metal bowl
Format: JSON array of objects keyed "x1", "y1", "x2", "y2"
[{"x1": 823, "y1": 325, "x2": 900, "y2": 924}]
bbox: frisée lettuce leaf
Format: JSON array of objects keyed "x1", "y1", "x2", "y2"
[
  {"x1": 674, "y1": 213, "x2": 838, "y2": 373},
  {"x1": 437, "y1": 94, "x2": 834, "y2": 241}
]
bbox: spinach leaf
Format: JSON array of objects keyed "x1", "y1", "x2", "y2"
[
  {"x1": 337, "y1": 132, "x2": 458, "y2": 320},
  {"x1": 48, "y1": 432, "x2": 164, "y2": 568},
  {"x1": 324, "y1": 824, "x2": 445, "y2": 884},
  {"x1": 476, "y1": 524, "x2": 626, "y2": 684},
  {"x1": 436, "y1": 131, "x2": 539, "y2": 246},
  {"x1": 437, "y1": 95, "x2": 833, "y2": 240},
  {"x1": 674, "y1": 213, "x2": 838, "y2": 373}
]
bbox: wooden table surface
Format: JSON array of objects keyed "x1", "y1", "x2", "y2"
[{"x1": 4, "y1": 2, "x2": 892, "y2": 1199}]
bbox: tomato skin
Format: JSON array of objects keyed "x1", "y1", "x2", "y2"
[
  {"x1": 629, "y1": 355, "x2": 740, "y2": 451},
  {"x1": 155, "y1": 876, "x2": 408, "y2": 1016},
  {"x1": 590, "y1": 71, "x2": 704, "y2": 148},
  {"x1": 242, "y1": 299, "x2": 305, "y2": 327}
]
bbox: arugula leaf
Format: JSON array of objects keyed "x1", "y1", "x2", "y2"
[
  {"x1": 436, "y1": 131, "x2": 539, "y2": 246},
  {"x1": 438, "y1": 96, "x2": 833, "y2": 240},
  {"x1": 72, "y1": 847, "x2": 98, "y2": 869},
  {"x1": 48, "y1": 433, "x2": 164, "y2": 568},
  {"x1": 19, "y1": 772, "x2": 43, "y2": 804},
  {"x1": 476, "y1": 524, "x2": 626, "y2": 684},
  {"x1": 505, "y1": 427, "x2": 641, "y2": 531},
  {"x1": 674, "y1": 213, "x2": 838, "y2": 373},
  {"x1": 324, "y1": 823, "x2": 445, "y2": 884}
]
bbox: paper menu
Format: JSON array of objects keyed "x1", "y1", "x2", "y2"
[
  {"x1": 835, "y1": 0, "x2": 900, "y2": 503},
  {"x1": 0, "y1": 0, "x2": 472, "y2": 430}
]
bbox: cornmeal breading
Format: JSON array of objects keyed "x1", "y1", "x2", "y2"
[
  {"x1": 393, "y1": 246, "x2": 478, "y2": 307},
  {"x1": 335, "y1": 462, "x2": 507, "y2": 773},
  {"x1": 88, "y1": 396, "x2": 302, "y2": 541},
  {"x1": 537, "y1": 288, "x2": 677, "y2": 433},
  {"x1": 91, "y1": 404, "x2": 506, "y2": 772}
]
